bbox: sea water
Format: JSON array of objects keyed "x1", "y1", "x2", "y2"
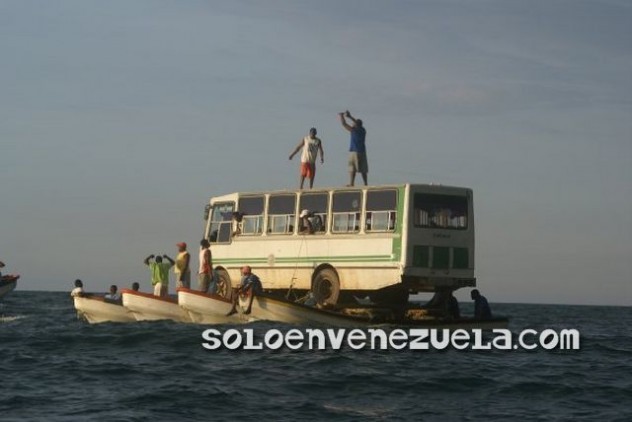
[{"x1": 1, "y1": 291, "x2": 631, "y2": 421}]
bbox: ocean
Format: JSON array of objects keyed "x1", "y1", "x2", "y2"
[{"x1": 1, "y1": 291, "x2": 630, "y2": 421}]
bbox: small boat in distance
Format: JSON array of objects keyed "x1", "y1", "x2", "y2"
[
  {"x1": 177, "y1": 288, "x2": 238, "y2": 324},
  {"x1": 121, "y1": 289, "x2": 191, "y2": 323},
  {"x1": 0, "y1": 275, "x2": 20, "y2": 299},
  {"x1": 73, "y1": 294, "x2": 136, "y2": 324}
]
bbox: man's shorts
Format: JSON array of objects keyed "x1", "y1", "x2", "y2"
[
  {"x1": 300, "y1": 162, "x2": 316, "y2": 179},
  {"x1": 198, "y1": 273, "x2": 211, "y2": 293},
  {"x1": 153, "y1": 282, "x2": 167, "y2": 297},
  {"x1": 348, "y1": 152, "x2": 369, "y2": 173},
  {"x1": 176, "y1": 271, "x2": 191, "y2": 289}
]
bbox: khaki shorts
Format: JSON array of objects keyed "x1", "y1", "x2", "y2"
[
  {"x1": 175, "y1": 271, "x2": 191, "y2": 289},
  {"x1": 198, "y1": 273, "x2": 211, "y2": 293},
  {"x1": 153, "y1": 282, "x2": 167, "y2": 297},
  {"x1": 348, "y1": 152, "x2": 368, "y2": 173}
]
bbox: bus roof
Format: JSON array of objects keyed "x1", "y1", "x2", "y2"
[{"x1": 208, "y1": 183, "x2": 472, "y2": 203}]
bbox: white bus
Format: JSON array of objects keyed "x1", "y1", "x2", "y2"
[{"x1": 203, "y1": 183, "x2": 475, "y2": 305}]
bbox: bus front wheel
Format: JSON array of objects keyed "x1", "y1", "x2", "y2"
[
  {"x1": 215, "y1": 268, "x2": 232, "y2": 300},
  {"x1": 312, "y1": 268, "x2": 340, "y2": 306}
]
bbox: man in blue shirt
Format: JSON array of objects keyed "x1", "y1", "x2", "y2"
[
  {"x1": 240, "y1": 265, "x2": 263, "y2": 295},
  {"x1": 339, "y1": 110, "x2": 368, "y2": 186},
  {"x1": 471, "y1": 289, "x2": 492, "y2": 319}
]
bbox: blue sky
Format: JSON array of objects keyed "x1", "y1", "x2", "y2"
[{"x1": 1, "y1": 0, "x2": 630, "y2": 305}]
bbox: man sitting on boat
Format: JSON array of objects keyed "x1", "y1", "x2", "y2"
[
  {"x1": 471, "y1": 289, "x2": 492, "y2": 319},
  {"x1": 70, "y1": 279, "x2": 84, "y2": 297},
  {"x1": 239, "y1": 265, "x2": 263, "y2": 295},
  {"x1": 105, "y1": 284, "x2": 121, "y2": 301}
]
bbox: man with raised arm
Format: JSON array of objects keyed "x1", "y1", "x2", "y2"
[
  {"x1": 338, "y1": 110, "x2": 368, "y2": 186},
  {"x1": 144, "y1": 254, "x2": 175, "y2": 297}
]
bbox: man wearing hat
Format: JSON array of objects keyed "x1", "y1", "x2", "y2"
[
  {"x1": 174, "y1": 242, "x2": 191, "y2": 289},
  {"x1": 289, "y1": 127, "x2": 324, "y2": 189}
]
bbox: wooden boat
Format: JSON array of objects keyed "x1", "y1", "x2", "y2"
[
  {"x1": 121, "y1": 289, "x2": 191, "y2": 323},
  {"x1": 73, "y1": 294, "x2": 136, "y2": 324},
  {"x1": 0, "y1": 275, "x2": 19, "y2": 299},
  {"x1": 237, "y1": 291, "x2": 509, "y2": 329},
  {"x1": 237, "y1": 291, "x2": 373, "y2": 327},
  {"x1": 177, "y1": 288, "x2": 239, "y2": 324}
]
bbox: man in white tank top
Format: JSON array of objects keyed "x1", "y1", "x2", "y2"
[
  {"x1": 198, "y1": 239, "x2": 213, "y2": 293},
  {"x1": 288, "y1": 127, "x2": 324, "y2": 189}
]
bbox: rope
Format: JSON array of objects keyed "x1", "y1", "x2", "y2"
[{"x1": 286, "y1": 233, "x2": 308, "y2": 300}]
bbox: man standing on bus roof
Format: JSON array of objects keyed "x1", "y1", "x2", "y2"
[
  {"x1": 198, "y1": 239, "x2": 213, "y2": 293},
  {"x1": 339, "y1": 110, "x2": 368, "y2": 187},
  {"x1": 289, "y1": 127, "x2": 324, "y2": 189}
]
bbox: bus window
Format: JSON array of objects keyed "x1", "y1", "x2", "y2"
[
  {"x1": 299, "y1": 192, "x2": 329, "y2": 233},
  {"x1": 268, "y1": 194, "x2": 296, "y2": 234},
  {"x1": 332, "y1": 191, "x2": 362, "y2": 233},
  {"x1": 238, "y1": 196, "x2": 264, "y2": 235},
  {"x1": 209, "y1": 202, "x2": 235, "y2": 243},
  {"x1": 413, "y1": 193, "x2": 468, "y2": 229},
  {"x1": 365, "y1": 189, "x2": 397, "y2": 232}
]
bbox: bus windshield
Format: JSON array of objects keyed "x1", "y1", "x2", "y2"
[{"x1": 413, "y1": 193, "x2": 468, "y2": 229}]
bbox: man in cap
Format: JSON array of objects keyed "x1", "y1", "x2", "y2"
[{"x1": 289, "y1": 127, "x2": 324, "y2": 189}]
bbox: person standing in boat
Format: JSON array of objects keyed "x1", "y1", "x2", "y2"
[
  {"x1": 144, "y1": 254, "x2": 175, "y2": 297},
  {"x1": 288, "y1": 127, "x2": 324, "y2": 189},
  {"x1": 471, "y1": 289, "x2": 492, "y2": 319},
  {"x1": 198, "y1": 239, "x2": 213, "y2": 293},
  {"x1": 174, "y1": 242, "x2": 191, "y2": 289},
  {"x1": 338, "y1": 110, "x2": 368, "y2": 187}
]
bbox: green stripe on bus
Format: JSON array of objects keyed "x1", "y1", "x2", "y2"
[{"x1": 214, "y1": 255, "x2": 396, "y2": 265}]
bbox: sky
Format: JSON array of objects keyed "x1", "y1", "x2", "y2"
[{"x1": 1, "y1": 0, "x2": 630, "y2": 306}]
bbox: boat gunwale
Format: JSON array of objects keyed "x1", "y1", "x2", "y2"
[
  {"x1": 121, "y1": 289, "x2": 179, "y2": 304},
  {"x1": 176, "y1": 287, "x2": 233, "y2": 304}
]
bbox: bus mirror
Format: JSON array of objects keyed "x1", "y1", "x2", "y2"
[{"x1": 204, "y1": 204, "x2": 211, "y2": 221}]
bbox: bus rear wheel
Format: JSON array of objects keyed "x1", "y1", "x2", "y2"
[
  {"x1": 215, "y1": 268, "x2": 232, "y2": 300},
  {"x1": 312, "y1": 268, "x2": 340, "y2": 306}
]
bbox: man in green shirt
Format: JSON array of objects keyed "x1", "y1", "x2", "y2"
[{"x1": 144, "y1": 254, "x2": 175, "y2": 297}]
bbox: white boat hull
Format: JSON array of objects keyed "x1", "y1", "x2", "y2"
[
  {"x1": 177, "y1": 288, "x2": 238, "y2": 324},
  {"x1": 73, "y1": 296, "x2": 136, "y2": 324},
  {"x1": 238, "y1": 294, "x2": 366, "y2": 327},
  {"x1": 237, "y1": 294, "x2": 510, "y2": 329},
  {"x1": 0, "y1": 279, "x2": 18, "y2": 299},
  {"x1": 121, "y1": 290, "x2": 191, "y2": 323}
]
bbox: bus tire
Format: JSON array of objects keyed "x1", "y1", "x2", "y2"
[
  {"x1": 215, "y1": 268, "x2": 232, "y2": 300},
  {"x1": 312, "y1": 268, "x2": 340, "y2": 306}
]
